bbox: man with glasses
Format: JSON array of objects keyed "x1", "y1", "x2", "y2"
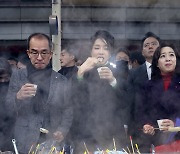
[
  {"x1": 127, "y1": 32, "x2": 161, "y2": 152},
  {"x1": 6, "y1": 33, "x2": 73, "y2": 154}
]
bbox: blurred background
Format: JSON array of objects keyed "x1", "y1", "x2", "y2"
[{"x1": 0, "y1": 0, "x2": 180, "y2": 60}]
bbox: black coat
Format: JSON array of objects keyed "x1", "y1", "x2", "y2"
[
  {"x1": 135, "y1": 75, "x2": 180, "y2": 146},
  {"x1": 58, "y1": 66, "x2": 78, "y2": 80},
  {"x1": 0, "y1": 82, "x2": 15, "y2": 151},
  {"x1": 70, "y1": 64, "x2": 128, "y2": 152}
]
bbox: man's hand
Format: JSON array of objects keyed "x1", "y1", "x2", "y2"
[
  {"x1": 53, "y1": 131, "x2": 64, "y2": 143},
  {"x1": 16, "y1": 83, "x2": 37, "y2": 100},
  {"x1": 143, "y1": 124, "x2": 155, "y2": 135}
]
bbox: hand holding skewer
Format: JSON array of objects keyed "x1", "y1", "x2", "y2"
[{"x1": 143, "y1": 124, "x2": 155, "y2": 135}]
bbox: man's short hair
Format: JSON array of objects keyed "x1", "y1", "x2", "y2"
[
  {"x1": 61, "y1": 42, "x2": 79, "y2": 62},
  {"x1": 27, "y1": 33, "x2": 52, "y2": 50},
  {"x1": 141, "y1": 32, "x2": 161, "y2": 49}
]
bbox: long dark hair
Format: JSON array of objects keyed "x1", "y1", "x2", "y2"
[{"x1": 151, "y1": 42, "x2": 180, "y2": 80}]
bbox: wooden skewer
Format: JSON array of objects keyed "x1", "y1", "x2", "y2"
[
  {"x1": 28, "y1": 144, "x2": 34, "y2": 154},
  {"x1": 113, "y1": 138, "x2": 117, "y2": 151},
  {"x1": 127, "y1": 146, "x2": 131, "y2": 154},
  {"x1": 83, "y1": 142, "x2": 90, "y2": 154},
  {"x1": 122, "y1": 148, "x2": 129, "y2": 154},
  {"x1": 130, "y1": 136, "x2": 135, "y2": 154}
]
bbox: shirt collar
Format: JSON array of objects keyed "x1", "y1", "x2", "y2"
[{"x1": 145, "y1": 61, "x2": 151, "y2": 69}]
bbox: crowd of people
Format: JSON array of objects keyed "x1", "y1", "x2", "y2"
[{"x1": 0, "y1": 30, "x2": 180, "y2": 154}]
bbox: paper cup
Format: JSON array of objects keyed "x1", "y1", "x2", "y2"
[
  {"x1": 157, "y1": 119, "x2": 166, "y2": 130},
  {"x1": 31, "y1": 84, "x2": 37, "y2": 96}
]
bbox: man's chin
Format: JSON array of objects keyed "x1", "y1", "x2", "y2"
[{"x1": 34, "y1": 64, "x2": 46, "y2": 69}]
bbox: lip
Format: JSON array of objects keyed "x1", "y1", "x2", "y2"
[
  {"x1": 35, "y1": 62, "x2": 44, "y2": 65},
  {"x1": 165, "y1": 63, "x2": 172, "y2": 67},
  {"x1": 148, "y1": 50, "x2": 154, "y2": 53}
]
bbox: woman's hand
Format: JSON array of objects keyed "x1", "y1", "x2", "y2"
[
  {"x1": 98, "y1": 67, "x2": 116, "y2": 83},
  {"x1": 161, "y1": 119, "x2": 175, "y2": 131},
  {"x1": 143, "y1": 124, "x2": 155, "y2": 135},
  {"x1": 77, "y1": 57, "x2": 98, "y2": 78}
]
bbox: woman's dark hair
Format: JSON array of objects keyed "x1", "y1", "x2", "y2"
[
  {"x1": 116, "y1": 48, "x2": 130, "y2": 58},
  {"x1": 0, "y1": 57, "x2": 12, "y2": 77},
  {"x1": 27, "y1": 33, "x2": 52, "y2": 50},
  {"x1": 91, "y1": 30, "x2": 114, "y2": 54},
  {"x1": 151, "y1": 42, "x2": 180, "y2": 80}
]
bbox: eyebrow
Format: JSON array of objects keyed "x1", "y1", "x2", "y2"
[
  {"x1": 161, "y1": 51, "x2": 175, "y2": 54},
  {"x1": 30, "y1": 49, "x2": 49, "y2": 52}
]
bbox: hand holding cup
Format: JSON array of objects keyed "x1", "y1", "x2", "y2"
[{"x1": 17, "y1": 83, "x2": 37, "y2": 100}]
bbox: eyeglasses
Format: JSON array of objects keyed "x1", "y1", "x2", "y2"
[
  {"x1": 29, "y1": 50, "x2": 51, "y2": 59},
  {"x1": 144, "y1": 42, "x2": 159, "y2": 48}
]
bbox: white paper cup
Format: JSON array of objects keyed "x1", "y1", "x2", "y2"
[
  {"x1": 31, "y1": 84, "x2": 37, "y2": 96},
  {"x1": 97, "y1": 67, "x2": 102, "y2": 73},
  {"x1": 157, "y1": 119, "x2": 166, "y2": 130},
  {"x1": 34, "y1": 84, "x2": 37, "y2": 89}
]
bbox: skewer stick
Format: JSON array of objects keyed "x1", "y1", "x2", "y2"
[
  {"x1": 130, "y1": 136, "x2": 135, "y2": 154},
  {"x1": 135, "y1": 144, "x2": 141, "y2": 154},
  {"x1": 28, "y1": 144, "x2": 34, "y2": 154},
  {"x1": 34, "y1": 144, "x2": 40, "y2": 154},
  {"x1": 151, "y1": 144, "x2": 155, "y2": 154},
  {"x1": 113, "y1": 138, "x2": 117, "y2": 151},
  {"x1": 122, "y1": 148, "x2": 129, "y2": 154},
  {"x1": 12, "y1": 139, "x2": 19, "y2": 154},
  {"x1": 83, "y1": 142, "x2": 90, "y2": 154},
  {"x1": 127, "y1": 146, "x2": 131, "y2": 154}
]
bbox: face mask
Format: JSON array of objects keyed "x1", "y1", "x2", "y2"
[{"x1": 116, "y1": 60, "x2": 128, "y2": 69}]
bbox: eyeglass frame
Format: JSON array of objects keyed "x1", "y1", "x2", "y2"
[
  {"x1": 143, "y1": 41, "x2": 159, "y2": 48},
  {"x1": 28, "y1": 49, "x2": 52, "y2": 59}
]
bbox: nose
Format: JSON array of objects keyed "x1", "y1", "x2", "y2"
[
  {"x1": 149, "y1": 43, "x2": 153, "y2": 48},
  {"x1": 37, "y1": 53, "x2": 43, "y2": 60},
  {"x1": 99, "y1": 47, "x2": 104, "y2": 55},
  {"x1": 165, "y1": 55, "x2": 171, "y2": 61}
]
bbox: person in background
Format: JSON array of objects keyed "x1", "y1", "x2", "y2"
[
  {"x1": 58, "y1": 42, "x2": 78, "y2": 79},
  {"x1": 8, "y1": 57, "x2": 18, "y2": 70},
  {"x1": 138, "y1": 43, "x2": 180, "y2": 148},
  {"x1": 17, "y1": 53, "x2": 29, "y2": 69},
  {"x1": 127, "y1": 32, "x2": 161, "y2": 152},
  {"x1": 116, "y1": 48, "x2": 130, "y2": 62},
  {"x1": 5, "y1": 33, "x2": 73, "y2": 154},
  {"x1": 0, "y1": 57, "x2": 15, "y2": 152},
  {"x1": 129, "y1": 51, "x2": 145, "y2": 69},
  {"x1": 115, "y1": 48, "x2": 130, "y2": 79},
  {"x1": 71, "y1": 30, "x2": 127, "y2": 153}
]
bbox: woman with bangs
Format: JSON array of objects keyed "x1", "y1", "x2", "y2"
[
  {"x1": 135, "y1": 43, "x2": 180, "y2": 151},
  {"x1": 70, "y1": 30, "x2": 127, "y2": 152}
]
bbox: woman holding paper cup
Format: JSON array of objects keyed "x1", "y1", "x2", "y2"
[
  {"x1": 136, "y1": 43, "x2": 180, "y2": 147},
  {"x1": 77, "y1": 30, "x2": 116, "y2": 85},
  {"x1": 71, "y1": 30, "x2": 127, "y2": 152}
]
